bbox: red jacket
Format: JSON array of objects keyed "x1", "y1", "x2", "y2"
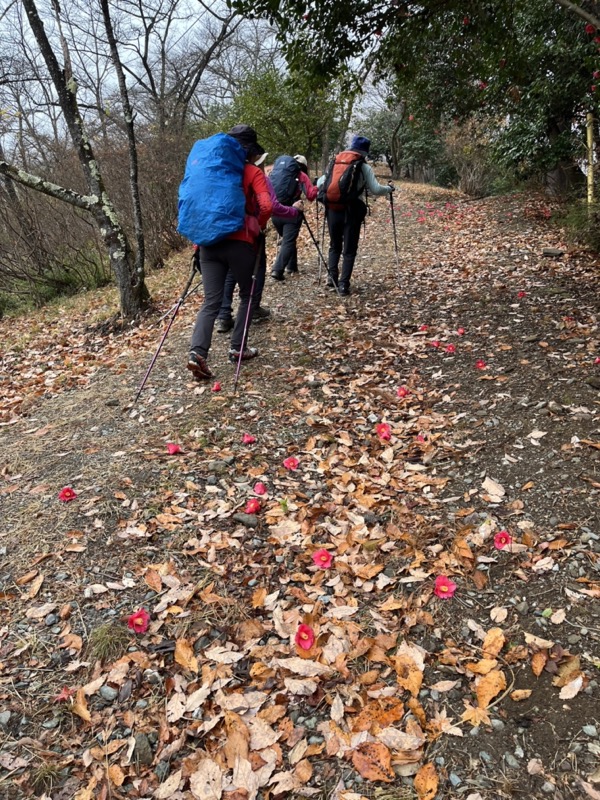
[
  {"x1": 299, "y1": 171, "x2": 318, "y2": 201},
  {"x1": 228, "y1": 164, "x2": 273, "y2": 245}
]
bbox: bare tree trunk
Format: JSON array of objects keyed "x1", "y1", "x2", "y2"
[
  {"x1": 20, "y1": 0, "x2": 149, "y2": 318},
  {"x1": 99, "y1": 0, "x2": 145, "y2": 282}
]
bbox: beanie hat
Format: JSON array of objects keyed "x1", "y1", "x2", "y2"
[
  {"x1": 350, "y1": 135, "x2": 371, "y2": 154},
  {"x1": 227, "y1": 124, "x2": 265, "y2": 156}
]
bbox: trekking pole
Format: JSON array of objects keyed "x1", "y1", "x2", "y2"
[
  {"x1": 388, "y1": 184, "x2": 400, "y2": 277},
  {"x1": 233, "y1": 234, "x2": 264, "y2": 395},
  {"x1": 133, "y1": 249, "x2": 200, "y2": 404},
  {"x1": 315, "y1": 200, "x2": 320, "y2": 272},
  {"x1": 302, "y1": 215, "x2": 343, "y2": 298},
  {"x1": 319, "y1": 205, "x2": 326, "y2": 285},
  {"x1": 363, "y1": 189, "x2": 369, "y2": 239}
]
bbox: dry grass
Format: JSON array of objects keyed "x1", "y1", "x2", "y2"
[{"x1": 88, "y1": 621, "x2": 131, "y2": 664}]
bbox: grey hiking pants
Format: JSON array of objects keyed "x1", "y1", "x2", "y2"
[{"x1": 190, "y1": 239, "x2": 256, "y2": 357}]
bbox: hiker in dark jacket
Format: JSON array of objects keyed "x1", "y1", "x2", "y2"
[
  {"x1": 270, "y1": 155, "x2": 318, "y2": 280},
  {"x1": 187, "y1": 125, "x2": 272, "y2": 381},
  {"x1": 317, "y1": 135, "x2": 393, "y2": 296},
  {"x1": 215, "y1": 154, "x2": 304, "y2": 334}
]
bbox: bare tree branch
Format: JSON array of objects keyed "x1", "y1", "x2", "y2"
[
  {"x1": 554, "y1": 0, "x2": 600, "y2": 28},
  {"x1": 0, "y1": 159, "x2": 96, "y2": 210}
]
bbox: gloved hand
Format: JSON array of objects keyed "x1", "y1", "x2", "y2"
[
  {"x1": 388, "y1": 182, "x2": 396, "y2": 193},
  {"x1": 293, "y1": 199, "x2": 305, "y2": 210}
]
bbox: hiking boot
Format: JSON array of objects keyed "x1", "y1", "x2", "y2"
[
  {"x1": 339, "y1": 285, "x2": 351, "y2": 297},
  {"x1": 326, "y1": 277, "x2": 338, "y2": 289},
  {"x1": 187, "y1": 352, "x2": 213, "y2": 380},
  {"x1": 215, "y1": 317, "x2": 233, "y2": 333},
  {"x1": 254, "y1": 306, "x2": 271, "y2": 319},
  {"x1": 285, "y1": 268, "x2": 299, "y2": 275},
  {"x1": 229, "y1": 346, "x2": 259, "y2": 364},
  {"x1": 271, "y1": 271, "x2": 285, "y2": 281}
]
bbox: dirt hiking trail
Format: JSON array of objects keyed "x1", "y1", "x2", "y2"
[{"x1": 0, "y1": 182, "x2": 599, "y2": 800}]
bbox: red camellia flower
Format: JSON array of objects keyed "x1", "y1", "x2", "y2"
[
  {"x1": 445, "y1": 344, "x2": 456, "y2": 354},
  {"x1": 397, "y1": 386, "x2": 410, "y2": 398},
  {"x1": 433, "y1": 575, "x2": 457, "y2": 599},
  {"x1": 211, "y1": 381, "x2": 221, "y2": 392},
  {"x1": 242, "y1": 433, "x2": 256, "y2": 444},
  {"x1": 476, "y1": 359, "x2": 487, "y2": 370},
  {"x1": 408, "y1": 114, "x2": 415, "y2": 122},
  {"x1": 494, "y1": 530, "x2": 512, "y2": 550},
  {"x1": 586, "y1": 23, "x2": 596, "y2": 34},
  {"x1": 245, "y1": 498, "x2": 261, "y2": 514},
  {"x1": 283, "y1": 456, "x2": 299, "y2": 471},
  {"x1": 166, "y1": 443, "x2": 182, "y2": 455},
  {"x1": 463, "y1": 16, "x2": 470, "y2": 24},
  {"x1": 416, "y1": 434, "x2": 426, "y2": 443},
  {"x1": 312, "y1": 549, "x2": 333, "y2": 569},
  {"x1": 377, "y1": 423, "x2": 391, "y2": 441},
  {"x1": 594, "y1": 70, "x2": 600, "y2": 79},
  {"x1": 430, "y1": 340, "x2": 441, "y2": 348},
  {"x1": 254, "y1": 481, "x2": 267, "y2": 495},
  {"x1": 595, "y1": 357, "x2": 600, "y2": 365},
  {"x1": 517, "y1": 291, "x2": 526, "y2": 298},
  {"x1": 58, "y1": 486, "x2": 77, "y2": 503},
  {"x1": 53, "y1": 686, "x2": 75, "y2": 703},
  {"x1": 295, "y1": 624, "x2": 315, "y2": 651},
  {"x1": 127, "y1": 608, "x2": 150, "y2": 634},
  {"x1": 457, "y1": 327, "x2": 466, "y2": 335},
  {"x1": 419, "y1": 324, "x2": 429, "y2": 331}
]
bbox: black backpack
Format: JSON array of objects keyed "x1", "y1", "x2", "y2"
[
  {"x1": 317, "y1": 151, "x2": 365, "y2": 210},
  {"x1": 270, "y1": 155, "x2": 302, "y2": 205}
]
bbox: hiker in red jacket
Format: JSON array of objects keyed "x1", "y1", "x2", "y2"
[
  {"x1": 187, "y1": 125, "x2": 272, "y2": 381},
  {"x1": 270, "y1": 155, "x2": 318, "y2": 280}
]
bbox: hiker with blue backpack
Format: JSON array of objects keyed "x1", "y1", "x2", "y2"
[
  {"x1": 215, "y1": 153, "x2": 305, "y2": 334},
  {"x1": 178, "y1": 125, "x2": 272, "y2": 380},
  {"x1": 318, "y1": 135, "x2": 394, "y2": 296},
  {"x1": 270, "y1": 155, "x2": 318, "y2": 280}
]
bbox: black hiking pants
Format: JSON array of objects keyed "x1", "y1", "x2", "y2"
[
  {"x1": 271, "y1": 214, "x2": 303, "y2": 276},
  {"x1": 326, "y1": 199, "x2": 367, "y2": 289},
  {"x1": 190, "y1": 239, "x2": 255, "y2": 357}
]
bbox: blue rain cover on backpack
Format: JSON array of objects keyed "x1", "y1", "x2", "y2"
[
  {"x1": 177, "y1": 133, "x2": 246, "y2": 246},
  {"x1": 269, "y1": 155, "x2": 302, "y2": 205}
]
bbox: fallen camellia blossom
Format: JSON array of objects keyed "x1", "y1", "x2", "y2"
[
  {"x1": 58, "y1": 487, "x2": 77, "y2": 503},
  {"x1": 166, "y1": 443, "x2": 182, "y2": 455},
  {"x1": 494, "y1": 530, "x2": 512, "y2": 550},
  {"x1": 127, "y1": 608, "x2": 150, "y2": 634},
  {"x1": 295, "y1": 623, "x2": 315, "y2": 650},
  {"x1": 434, "y1": 575, "x2": 457, "y2": 599},
  {"x1": 517, "y1": 291, "x2": 527, "y2": 298},
  {"x1": 254, "y1": 482, "x2": 267, "y2": 495},
  {"x1": 457, "y1": 327, "x2": 466, "y2": 335},
  {"x1": 245, "y1": 498, "x2": 261, "y2": 514},
  {"x1": 445, "y1": 344, "x2": 456, "y2": 354},
  {"x1": 283, "y1": 456, "x2": 299, "y2": 471},
  {"x1": 419, "y1": 324, "x2": 429, "y2": 331},
  {"x1": 53, "y1": 686, "x2": 75, "y2": 703},
  {"x1": 312, "y1": 549, "x2": 333, "y2": 569},
  {"x1": 397, "y1": 386, "x2": 410, "y2": 398},
  {"x1": 242, "y1": 433, "x2": 256, "y2": 444},
  {"x1": 211, "y1": 381, "x2": 221, "y2": 392},
  {"x1": 430, "y1": 340, "x2": 441, "y2": 348},
  {"x1": 476, "y1": 359, "x2": 487, "y2": 370},
  {"x1": 595, "y1": 357, "x2": 600, "y2": 365},
  {"x1": 377, "y1": 423, "x2": 391, "y2": 441}
]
